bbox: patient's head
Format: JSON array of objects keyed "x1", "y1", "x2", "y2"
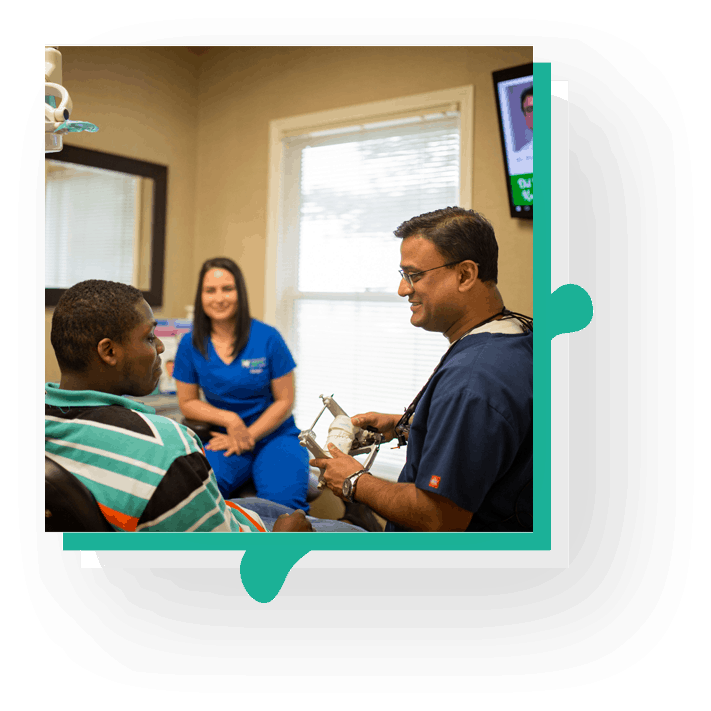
[{"x1": 51, "y1": 279, "x2": 164, "y2": 396}]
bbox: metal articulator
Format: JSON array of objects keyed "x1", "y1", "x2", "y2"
[{"x1": 299, "y1": 394, "x2": 383, "y2": 489}]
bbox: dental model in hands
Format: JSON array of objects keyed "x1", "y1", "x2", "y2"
[{"x1": 299, "y1": 395, "x2": 383, "y2": 488}]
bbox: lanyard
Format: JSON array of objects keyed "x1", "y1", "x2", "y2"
[{"x1": 393, "y1": 307, "x2": 532, "y2": 447}]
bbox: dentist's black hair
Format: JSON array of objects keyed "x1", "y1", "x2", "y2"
[{"x1": 394, "y1": 206, "x2": 499, "y2": 284}]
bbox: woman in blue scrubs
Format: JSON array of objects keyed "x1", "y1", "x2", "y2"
[{"x1": 173, "y1": 257, "x2": 310, "y2": 511}]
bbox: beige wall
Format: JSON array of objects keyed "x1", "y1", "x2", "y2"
[{"x1": 45, "y1": 45, "x2": 532, "y2": 382}]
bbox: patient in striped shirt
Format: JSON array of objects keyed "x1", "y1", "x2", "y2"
[{"x1": 45, "y1": 279, "x2": 316, "y2": 533}]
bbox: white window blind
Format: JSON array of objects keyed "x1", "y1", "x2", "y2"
[
  {"x1": 277, "y1": 111, "x2": 460, "y2": 481},
  {"x1": 45, "y1": 163, "x2": 140, "y2": 288}
]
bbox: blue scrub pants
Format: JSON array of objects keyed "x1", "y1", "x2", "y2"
[{"x1": 204, "y1": 421, "x2": 310, "y2": 512}]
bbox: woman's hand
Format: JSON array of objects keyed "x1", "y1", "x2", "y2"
[{"x1": 205, "y1": 414, "x2": 255, "y2": 456}]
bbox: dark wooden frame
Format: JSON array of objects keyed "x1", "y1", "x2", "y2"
[{"x1": 45, "y1": 145, "x2": 168, "y2": 307}]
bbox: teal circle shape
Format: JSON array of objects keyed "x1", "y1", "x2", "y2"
[{"x1": 549, "y1": 284, "x2": 593, "y2": 339}]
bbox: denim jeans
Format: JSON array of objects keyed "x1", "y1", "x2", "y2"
[{"x1": 229, "y1": 497, "x2": 366, "y2": 532}]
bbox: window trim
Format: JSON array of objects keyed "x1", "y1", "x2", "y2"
[{"x1": 263, "y1": 85, "x2": 474, "y2": 324}]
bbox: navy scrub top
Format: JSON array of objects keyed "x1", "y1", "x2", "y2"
[{"x1": 385, "y1": 331, "x2": 533, "y2": 532}]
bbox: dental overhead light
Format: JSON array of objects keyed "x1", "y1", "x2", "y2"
[{"x1": 45, "y1": 46, "x2": 98, "y2": 153}]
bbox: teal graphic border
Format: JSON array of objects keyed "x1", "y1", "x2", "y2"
[{"x1": 62, "y1": 64, "x2": 593, "y2": 602}]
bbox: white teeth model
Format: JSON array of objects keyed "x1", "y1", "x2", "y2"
[{"x1": 326, "y1": 414, "x2": 357, "y2": 454}]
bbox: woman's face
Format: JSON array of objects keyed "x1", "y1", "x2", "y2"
[{"x1": 201, "y1": 268, "x2": 239, "y2": 323}]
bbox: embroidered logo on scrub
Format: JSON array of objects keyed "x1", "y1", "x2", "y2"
[
  {"x1": 241, "y1": 357, "x2": 266, "y2": 374},
  {"x1": 429, "y1": 475, "x2": 441, "y2": 489}
]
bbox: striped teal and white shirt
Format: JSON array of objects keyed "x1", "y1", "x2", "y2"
[{"x1": 45, "y1": 384, "x2": 267, "y2": 532}]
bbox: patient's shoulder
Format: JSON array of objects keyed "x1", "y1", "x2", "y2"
[{"x1": 46, "y1": 403, "x2": 155, "y2": 437}]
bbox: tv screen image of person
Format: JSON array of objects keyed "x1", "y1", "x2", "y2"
[{"x1": 492, "y1": 63, "x2": 533, "y2": 219}]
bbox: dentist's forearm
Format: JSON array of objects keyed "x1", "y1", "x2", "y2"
[{"x1": 353, "y1": 476, "x2": 429, "y2": 530}]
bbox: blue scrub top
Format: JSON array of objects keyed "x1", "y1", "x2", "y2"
[{"x1": 172, "y1": 319, "x2": 297, "y2": 427}]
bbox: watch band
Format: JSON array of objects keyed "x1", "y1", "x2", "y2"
[{"x1": 343, "y1": 469, "x2": 368, "y2": 503}]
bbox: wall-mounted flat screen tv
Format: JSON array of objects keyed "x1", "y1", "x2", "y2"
[{"x1": 493, "y1": 63, "x2": 533, "y2": 219}]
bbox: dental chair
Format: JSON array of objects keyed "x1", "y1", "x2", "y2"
[{"x1": 45, "y1": 456, "x2": 114, "y2": 532}]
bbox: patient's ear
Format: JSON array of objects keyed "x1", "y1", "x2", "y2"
[{"x1": 97, "y1": 338, "x2": 119, "y2": 367}]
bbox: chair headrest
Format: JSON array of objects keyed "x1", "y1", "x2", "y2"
[{"x1": 45, "y1": 456, "x2": 114, "y2": 533}]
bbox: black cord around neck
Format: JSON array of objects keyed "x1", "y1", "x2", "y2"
[{"x1": 393, "y1": 306, "x2": 533, "y2": 446}]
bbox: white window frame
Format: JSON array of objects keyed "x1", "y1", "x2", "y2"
[{"x1": 264, "y1": 86, "x2": 474, "y2": 325}]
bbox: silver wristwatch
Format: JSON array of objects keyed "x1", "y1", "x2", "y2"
[{"x1": 342, "y1": 469, "x2": 368, "y2": 503}]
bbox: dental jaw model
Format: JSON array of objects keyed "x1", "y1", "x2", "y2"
[
  {"x1": 45, "y1": 47, "x2": 98, "y2": 153},
  {"x1": 299, "y1": 395, "x2": 383, "y2": 489}
]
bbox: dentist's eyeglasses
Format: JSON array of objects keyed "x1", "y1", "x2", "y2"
[{"x1": 398, "y1": 261, "x2": 465, "y2": 288}]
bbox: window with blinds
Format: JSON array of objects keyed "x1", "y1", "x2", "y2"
[
  {"x1": 45, "y1": 162, "x2": 142, "y2": 289},
  {"x1": 276, "y1": 110, "x2": 462, "y2": 481}
]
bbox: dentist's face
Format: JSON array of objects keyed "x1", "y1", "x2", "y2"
[
  {"x1": 201, "y1": 268, "x2": 238, "y2": 323},
  {"x1": 398, "y1": 235, "x2": 460, "y2": 337}
]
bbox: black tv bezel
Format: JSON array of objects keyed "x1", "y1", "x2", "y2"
[{"x1": 492, "y1": 63, "x2": 534, "y2": 220}]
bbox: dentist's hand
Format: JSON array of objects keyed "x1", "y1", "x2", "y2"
[
  {"x1": 350, "y1": 412, "x2": 400, "y2": 443},
  {"x1": 311, "y1": 443, "x2": 365, "y2": 500}
]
